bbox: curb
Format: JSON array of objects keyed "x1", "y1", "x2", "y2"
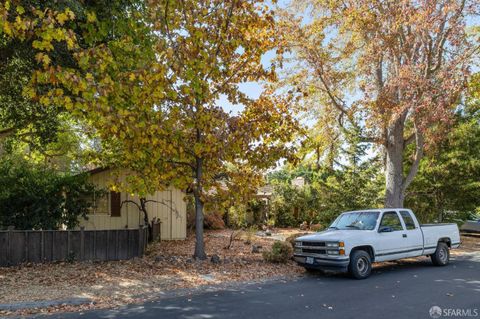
[{"x1": 0, "y1": 298, "x2": 93, "y2": 312}]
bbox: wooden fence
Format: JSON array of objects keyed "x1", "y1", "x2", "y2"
[{"x1": 0, "y1": 227, "x2": 148, "y2": 267}]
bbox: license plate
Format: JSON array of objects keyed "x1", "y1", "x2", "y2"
[{"x1": 306, "y1": 257, "x2": 314, "y2": 264}]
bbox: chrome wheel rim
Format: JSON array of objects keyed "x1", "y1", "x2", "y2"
[
  {"x1": 357, "y1": 256, "x2": 369, "y2": 275},
  {"x1": 439, "y1": 247, "x2": 448, "y2": 263}
]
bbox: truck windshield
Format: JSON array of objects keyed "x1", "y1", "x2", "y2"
[{"x1": 329, "y1": 212, "x2": 380, "y2": 230}]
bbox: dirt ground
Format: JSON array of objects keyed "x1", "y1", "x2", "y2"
[
  {"x1": 0, "y1": 229, "x2": 304, "y2": 317},
  {"x1": 0, "y1": 230, "x2": 478, "y2": 317},
  {"x1": 456, "y1": 234, "x2": 480, "y2": 251}
]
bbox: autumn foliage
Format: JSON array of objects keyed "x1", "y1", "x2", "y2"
[{"x1": 277, "y1": 0, "x2": 480, "y2": 207}]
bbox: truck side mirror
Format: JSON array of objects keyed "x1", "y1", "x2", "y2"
[{"x1": 378, "y1": 226, "x2": 393, "y2": 233}]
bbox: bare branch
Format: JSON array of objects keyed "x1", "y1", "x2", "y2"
[
  {"x1": 120, "y1": 200, "x2": 142, "y2": 211},
  {"x1": 402, "y1": 125, "x2": 424, "y2": 193}
]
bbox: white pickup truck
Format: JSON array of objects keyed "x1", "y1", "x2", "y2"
[{"x1": 294, "y1": 208, "x2": 460, "y2": 279}]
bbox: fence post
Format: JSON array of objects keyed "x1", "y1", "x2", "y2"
[
  {"x1": 7, "y1": 229, "x2": 11, "y2": 266},
  {"x1": 24, "y1": 231, "x2": 28, "y2": 263},
  {"x1": 106, "y1": 230, "x2": 110, "y2": 260},
  {"x1": 93, "y1": 231, "x2": 97, "y2": 261},
  {"x1": 159, "y1": 221, "x2": 162, "y2": 242},
  {"x1": 67, "y1": 230, "x2": 71, "y2": 261},
  {"x1": 115, "y1": 230, "x2": 119, "y2": 260},
  {"x1": 41, "y1": 230, "x2": 45, "y2": 262},
  {"x1": 80, "y1": 227, "x2": 85, "y2": 261},
  {"x1": 138, "y1": 226, "x2": 144, "y2": 257}
]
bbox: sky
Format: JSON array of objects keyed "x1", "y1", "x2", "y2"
[
  {"x1": 218, "y1": 4, "x2": 480, "y2": 116},
  {"x1": 216, "y1": 50, "x2": 276, "y2": 114}
]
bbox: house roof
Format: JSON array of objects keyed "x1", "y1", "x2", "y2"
[
  {"x1": 84, "y1": 167, "x2": 110, "y2": 175},
  {"x1": 257, "y1": 185, "x2": 273, "y2": 197}
]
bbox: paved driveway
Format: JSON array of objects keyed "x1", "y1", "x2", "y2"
[{"x1": 49, "y1": 253, "x2": 480, "y2": 319}]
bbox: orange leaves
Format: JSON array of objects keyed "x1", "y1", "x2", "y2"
[{"x1": 280, "y1": 0, "x2": 477, "y2": 144}]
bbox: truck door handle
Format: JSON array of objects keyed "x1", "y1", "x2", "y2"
[{"x1": 402, "y1": 234, "x2": 407, "y2": 238}]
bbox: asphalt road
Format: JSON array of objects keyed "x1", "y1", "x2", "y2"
[{"x1": 50, "y1": 253, "x2": 480, "y2": 319}]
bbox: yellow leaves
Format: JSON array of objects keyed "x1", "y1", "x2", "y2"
[
  {"x1": 66, "y1": 8, "x2": 75, "y2": 20},
  {"x1": 57, "y1": 8, "x2": 75, "y2": 25},
  {"x1": 87, "y1": 12, "x2": 97, "y2": 23},
  {"x1": 56, "y1": 12, "x2": 68, "y2": 25},
  {"x1": 64, "y1": 96, "x2": 73, "y2": 109},
  {"x1": 39, "y1": 96, "x2": 51, "y2": 106},
  {"x1": 15, "y1": 5, "x2": 25, "y2": 15},
  {"x1": 129, "y1": 73, "x2": 136, "y2": 81},
  {"x1": 35, "y1": 52, "x2": 51, "y2": 67},
  {"x1": 2, "y1": 21, "x2": 12, "y2": 36},
  {"x1": 193, "y1": 143, "x2": 203, "y2": 156},
  {"x1": 66, "y1": 36, "x2": 75, "y2": 49}
]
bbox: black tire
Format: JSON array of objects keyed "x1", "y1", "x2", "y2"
[
  {"x1": 431, "y1": 242, "x2": 450, "y2": 266},
  {"x1": 349, "y1": 250, "x2": 372, "y2": 279}
]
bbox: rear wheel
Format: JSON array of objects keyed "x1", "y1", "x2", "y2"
[
  {"x1": 349, "y1": 250, "x2": 372, "y2": 279},
  {"x1": 431, "y1": 242, "x2": 450, "y2": 266}
]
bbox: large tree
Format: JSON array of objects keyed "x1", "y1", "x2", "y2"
[
  {"x1": 406, "y1": 76, "x2": 480, "y2": 222},
  {"x1": 23, "y1": 0, "x2": 298, "y2": 259},
  {"x1": 278, "y1": 0, "x2": 479, "y2": 207},
  {"x1": 0, "y1": 0, "x2": 150, "y2": 156}
]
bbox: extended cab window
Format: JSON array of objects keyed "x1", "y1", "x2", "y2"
[
  {"x1": 400, "y1": 211, "x2": 416, "y2": 230},
  {"x1": 379, "y1": 212, "x2": 404, "y2": 231}
]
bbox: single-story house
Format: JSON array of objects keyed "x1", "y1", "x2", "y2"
[{"x1": 77, "y1": 168, "x2": 187, "y2": 240}]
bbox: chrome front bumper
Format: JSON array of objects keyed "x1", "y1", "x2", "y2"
[{"x1": 294, "y1": 254, "x2": 350, "y2": 272}]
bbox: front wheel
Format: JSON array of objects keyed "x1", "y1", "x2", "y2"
[
  {"x1": 349, "y1": 250, "x2": 372, "y2": 279},
  {"x1": 431, "y1": 242, "x2": 450, "y2": 266}
]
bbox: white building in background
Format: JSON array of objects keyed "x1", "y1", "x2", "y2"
[{"x1": 77, "y1": 168, "x2": 187, "y2": 240}]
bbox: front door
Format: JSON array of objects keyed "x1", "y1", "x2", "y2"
[{"x1": 375, "y1": 211, "x2": 410, "y2": 261}]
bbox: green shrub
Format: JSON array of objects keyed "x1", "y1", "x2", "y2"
[
  {"x1": 263, "y1": 241, "x2": 293, "y2": 263},
  {"x1": 0, "y1": 156, "x2": 99, "y2": 230}
]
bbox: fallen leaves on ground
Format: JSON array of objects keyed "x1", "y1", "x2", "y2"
[
  {"x1": 0, "y1": 229, "x2": 304, "y2": 317},
  {"x1": 1, "y1": 230, "x2": 477, "y2": 317}
]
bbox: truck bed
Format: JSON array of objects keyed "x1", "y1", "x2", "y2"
[{"x1": 420, "y1": 223, "x2": 461, "y2": 254}]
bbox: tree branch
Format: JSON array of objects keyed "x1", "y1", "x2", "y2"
[
  {"x1": 0, "y1": 127, "x2": 15, "y2": 136},
  {"x1": 404, "y1": 133, "x2": 415, "y2": 146},
  {"x1": 402, "y1": 125, "x2": 424, "y2": 193},
  {"x1": 120, "y1": 200, "x2": 142, "y2": 211}
]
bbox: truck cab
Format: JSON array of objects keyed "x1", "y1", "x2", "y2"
[{"x1": 294, "y1": 208, "x2": 461, "y2": 279}]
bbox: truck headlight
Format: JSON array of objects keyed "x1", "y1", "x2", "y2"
[
  {"x1": 295, "y1": 241, "x2": 301, "y2": 247},
  {"x1": 327, "y1": 250, "x2": 340, "y2": 255}
]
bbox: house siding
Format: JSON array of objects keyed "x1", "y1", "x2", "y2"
[{"x1": 77, "y1": 169, "x2": 186, "y2": 240}]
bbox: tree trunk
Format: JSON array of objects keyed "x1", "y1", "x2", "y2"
[
  {"x1": 223, "y1": 208, "x2": 230, "y2": 228},
  {"x1": 193, "y1": 157, "x2": 207, "y2": 260},
  {"x1": 384, "y1": 120, "x2": 405, "y2": 208},
  {"x1": 384, "y1": 116, "x2": 425, "y2": 208},
  {"x1": 140, "y1": 197, "x2": 152, "y2": 241}
]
